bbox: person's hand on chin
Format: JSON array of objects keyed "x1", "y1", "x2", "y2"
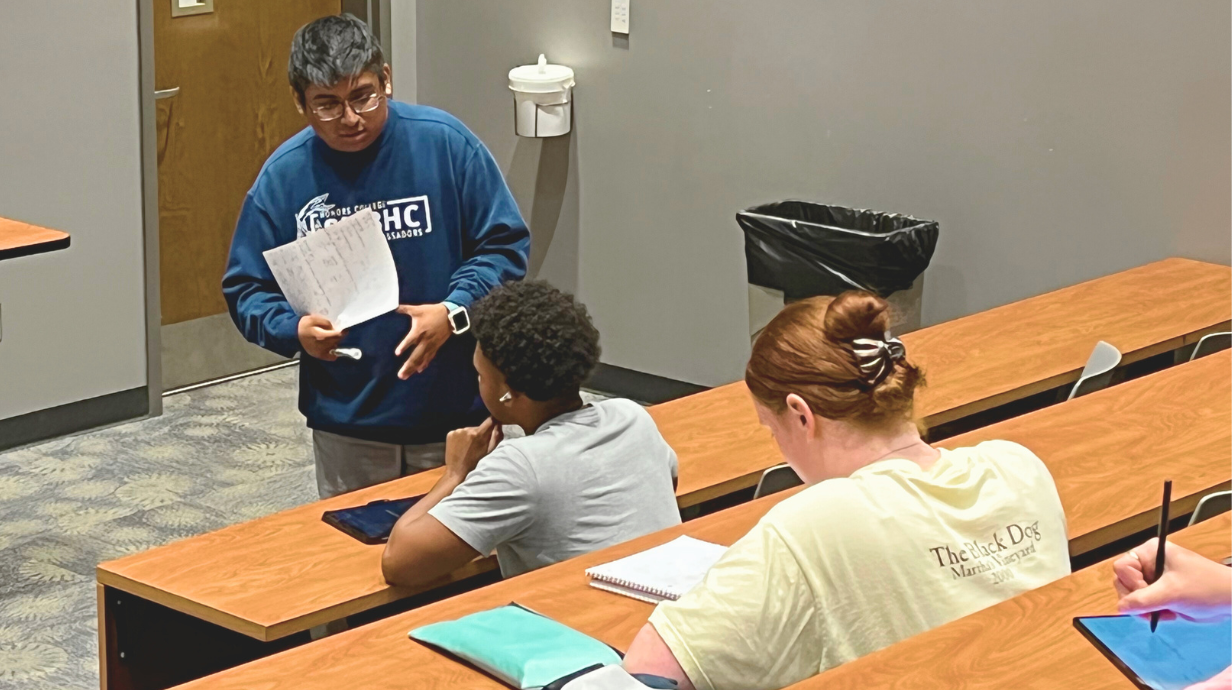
[{"x1": 443, "y1": 418, "x2": 502, "y2": 482}]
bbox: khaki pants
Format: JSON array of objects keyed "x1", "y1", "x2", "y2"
[{"x1": 312, "y1": 429, "x2": 446, "y2": 499}]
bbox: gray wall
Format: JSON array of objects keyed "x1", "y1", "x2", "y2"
[
  {"x1": 390, "y1": 0, "x2": 417, "y2": 102},
  {"x1": 0, "y1": 1, "x2": 148, "y2": 419},
  {"x1": 410, "y1": 0, "x2": 1230, "y2": 387}
]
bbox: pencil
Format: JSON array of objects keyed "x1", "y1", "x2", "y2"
[{"x1": 1148, "y1": 479, "x2": 1172, "y2": 633}]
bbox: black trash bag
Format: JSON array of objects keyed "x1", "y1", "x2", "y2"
[{"x1": 737, "y1": 201, "x2": 938, "y2": 300}]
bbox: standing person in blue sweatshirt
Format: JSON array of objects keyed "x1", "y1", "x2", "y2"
[{"x1": 223, "y1": 14, "x2": 529, "y2": 498}]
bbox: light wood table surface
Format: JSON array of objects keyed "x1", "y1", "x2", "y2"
[
  {"x1": 0, "y1": 216, "x2": 70, "y2": 261},
  {"x1": 947, "y1": 349, "x2": 1231, "y2": 558},
  {"x1": 172, "y1": 353, "x2": 1232, "y2": 690},
  {"x1": 661, "y1": 257, "x2": 1231, "y2": 506},
  {"x1": 792, "y1": 513, "x2": 1232, "y2": 690},
  {"x1": 99, "y1": 470, "x2": 468, "y2": 642},
  {"x1": 96, "y1": 259, "x2": 1230, "y2": 689}
]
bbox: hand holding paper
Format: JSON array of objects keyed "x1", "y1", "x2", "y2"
[
  {"x1": 263, "y1": 210, "x2": 399, "y2": 332},
  {"x1": 298, "y1": 314, "x2": 346, "y2": 361}
]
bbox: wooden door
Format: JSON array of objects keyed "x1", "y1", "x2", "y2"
[{"x1": 155, "y1": 0, "x2": 340, "y2": 389}]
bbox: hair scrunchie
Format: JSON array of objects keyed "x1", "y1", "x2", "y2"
[{"x1": 851, "y1": 332, "x2": 906, "y2": 386}]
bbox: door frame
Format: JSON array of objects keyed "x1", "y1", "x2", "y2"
[
  {"x1": 135, "y1": 0, "x2": 390, "y2": 415},
  {"x1": 137, "y1": 0, "x2": 162, "y2": 416},
  {"x1": 341, "y1": 0, "x2": 393, "y2": 57}
]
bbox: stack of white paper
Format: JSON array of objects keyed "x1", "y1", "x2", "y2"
[{"x1": 262, "y1": 211, "x2": 398, "y2": 331}]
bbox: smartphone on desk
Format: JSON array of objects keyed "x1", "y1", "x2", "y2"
[{"x1": 321, "y1": 496, "x2": 423, "y2": 545}]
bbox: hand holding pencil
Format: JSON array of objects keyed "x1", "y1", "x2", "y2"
[{"x1": 1112, "y1": 538, "x2": 1232, "y2": 624}]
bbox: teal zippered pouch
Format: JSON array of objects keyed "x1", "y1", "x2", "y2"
[{"x1": 409, "y1": 603, "x2": 623, "y2": 689}]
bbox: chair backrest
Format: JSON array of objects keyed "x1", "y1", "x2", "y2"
[
  {"x1": 753, "y1": 463, "x2": 804, "y2": 499},
  {"x1": 1190, "y1": 332, "x2": 1232, "y2": 362},
  {"x1": 1188, "y1": 491, "x2": 1232, "y2": 527},
  {"x1": 1067, "y1": 340, "x2": 1122, "y2": 401}
]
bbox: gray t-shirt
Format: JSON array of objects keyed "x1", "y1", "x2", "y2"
[{"x1": 428, "y1": 398, "x2": 681, "y2": 577}]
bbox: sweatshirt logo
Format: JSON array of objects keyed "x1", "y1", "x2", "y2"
[
  {"x1": 294, "y1": 193, "x2": 433, "y2": 241},
  {"x1": 295, "y1": 194, "x2": 336, "y2": 237}
]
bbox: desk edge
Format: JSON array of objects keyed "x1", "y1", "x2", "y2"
[
  {"x1": 96, "y1": 568, "x2": 270, "y2": 641},
  {"x1": 96, "y1": 554, "x2": 502, "y2": 642},
  {"x1": 0, "y1": 234, "x2": 71, "y2": 261},
  {"x1": 1068, "y1": 479, "x2": 1232, "y2": 557},
  {"x1": 922, "y1": 322, "x2": 1229, "y2": 428}
]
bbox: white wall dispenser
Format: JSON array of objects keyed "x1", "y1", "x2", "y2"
[{"x1": 509, "y1": 54, "x2": 575, "y2": 138}]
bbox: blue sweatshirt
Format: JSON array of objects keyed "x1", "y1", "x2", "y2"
[{"x1": 223, "y1": 102, "x2": 529, "y2": 444}]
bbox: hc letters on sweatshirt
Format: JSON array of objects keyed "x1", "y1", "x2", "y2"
[{"x1": 223, "y1": 102, "x2": 529, "y2": 444}]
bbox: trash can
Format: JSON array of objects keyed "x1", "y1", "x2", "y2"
[{"x1": 738, "y1": 201, "x2": 939, "y2": 338}]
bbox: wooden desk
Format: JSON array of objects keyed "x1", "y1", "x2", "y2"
[
  {"x1": 793, "y1": 513, "x2": 1232, "y2": 689},
  {"x1": 98, "y1": 470, "x2": 480, "y2": 640},
  {"x1": 98, "y1": 260, "x2": 1229, "y2": 688},
  {"x1": 950, "y1": 349, "x2": 1231, "y2": 559},
  {"x1": 171, "y1": 354, "x2": 1232, "y2": 690},
  {"x1": 660, "y1": 257, "x2": 1231, "y2": 506},
  {"x1": 0, "y1": 217, "x2": 70, "y2": 260}
]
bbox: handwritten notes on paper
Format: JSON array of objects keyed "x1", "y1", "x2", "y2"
[{"x1": 263, "y1": 211, "x2": 398, "y2": 331}]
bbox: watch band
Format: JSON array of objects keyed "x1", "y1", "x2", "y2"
[{"x1": 445, "y1": 303, "x2": 470, "y2": 335}]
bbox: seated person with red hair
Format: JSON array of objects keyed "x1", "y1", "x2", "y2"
[{"x1": 624, "y1": 291, "x2": 1071, "y2": 690}]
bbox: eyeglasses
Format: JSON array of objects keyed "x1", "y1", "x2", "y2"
[{"x1": 309, "y1": 92, "x2": 384, "y2": 122}]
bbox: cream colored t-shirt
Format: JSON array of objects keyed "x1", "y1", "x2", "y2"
[{"x1": 649, "y1": 440, "x2": 1069, "y2": 690}]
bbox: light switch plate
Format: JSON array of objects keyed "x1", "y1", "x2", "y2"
[
  {"x1": 171, "y1": 0, "x2": 213, "y2": 18},
  {"x1": 611, "y1": 0, "x2": 630, "y2": 34}
]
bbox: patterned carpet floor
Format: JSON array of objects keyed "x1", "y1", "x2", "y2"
[
  {"x1": 0, "y1": 366, "x2": 316, "y2": 689},
  {"x1": 0, "y1": 366, "x2": 611, "y2": 689}
]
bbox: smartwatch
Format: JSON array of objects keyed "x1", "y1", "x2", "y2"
[{"x1": 445, "y1": 303, "x2": 470, "y2": 335}]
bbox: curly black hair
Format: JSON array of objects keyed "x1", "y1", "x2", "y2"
[{"x1": 471, "y1": 280, "x2": 601, "y2": 402}]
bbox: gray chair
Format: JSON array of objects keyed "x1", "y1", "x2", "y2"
[
  {"x1": 753, "y1": 463, "x2": 804, "y2": 499},
  {"x1": 1188, "y1": 491, "x2": 1232, "y2": 527},
  {"x1": 1189, "y1": 332, "x2": 1231, "y2": 361},
  {"x1": 1067, "y1": 340, "x2": 1122, "y2": 401}
]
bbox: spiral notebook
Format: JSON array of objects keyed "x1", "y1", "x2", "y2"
[{"x1": 585, "y1": 536, "x2": 728, "y2": 604}]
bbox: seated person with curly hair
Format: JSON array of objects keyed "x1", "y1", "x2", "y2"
[{"x1": 382, "y1": 280, "x2": 681, "y2": 586}]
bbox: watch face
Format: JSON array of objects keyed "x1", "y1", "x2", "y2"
[{"x1": 449, "y1": 308, "x2": 470, "y2": 333}]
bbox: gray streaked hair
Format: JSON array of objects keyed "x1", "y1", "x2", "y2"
[{"x1": 288, "y1": 14, "x2": 385, "y2": 98}]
